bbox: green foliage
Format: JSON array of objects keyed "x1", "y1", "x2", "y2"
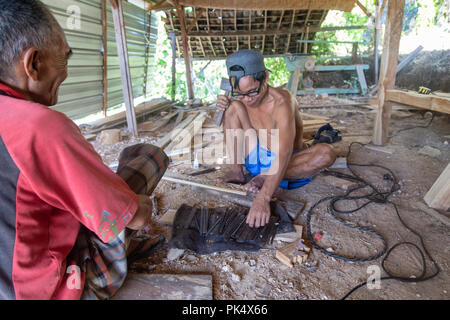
[{"x1": 264, "y1": 57, "x2": 290, "y2": 87}]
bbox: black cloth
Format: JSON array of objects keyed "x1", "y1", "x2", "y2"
[{"x1": 169, "y1": 201, "x2": 294, "y2": 254}]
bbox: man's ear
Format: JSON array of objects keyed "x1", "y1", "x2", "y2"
[
  {"x1": 264, "y1": 70, "x2": 269, "y2": 84},
  {"x1": 22, "y1": 47, "x2": 40, "y2": 81}
]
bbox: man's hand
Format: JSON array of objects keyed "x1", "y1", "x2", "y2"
[
  {"x1": 246, "y1": 196, "x2": 271, "y2": 228},
  {"x1": 216, "y1": 94, "x2": 231, "y2": 111},
  {"x1": 127, "y1": 194, "x2": 152, "y2": 230}
]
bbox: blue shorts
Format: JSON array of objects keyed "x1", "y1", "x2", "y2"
[{"x1": 244, "y1": 142, "x2": 312, "y2": 190}]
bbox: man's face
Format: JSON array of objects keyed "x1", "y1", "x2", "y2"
[
  {"x1": 231, "y1": 73, "x2": 268, "y2": 108},
  {"x1": 34, "y1": 32, "x2": 72, "y2": 106}
]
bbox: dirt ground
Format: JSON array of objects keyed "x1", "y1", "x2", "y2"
[{"x1": 89, "y1": 95, "x2": 450, "y2": 300}]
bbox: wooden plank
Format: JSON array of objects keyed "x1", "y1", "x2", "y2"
[
  {"x1": 154, "y1": 112, "x2": 198, "y2": 149},
  {"x1": 372, "y1": 0, "x2": 405, "y2": 145},
  {"x1": 274, "y1": 224, "x2": 303, "y2": 243},
  {"x1": 162, "y1": 175, "x2": 248, "y2": 196},
  {"x1": 110, "y1": 0, "x2": 138, "y2": 137},
  {"x1": 139, "y1": 111, "x2": 178, "y2": 132},
  {"x1": 289, "y1": 67, "x2": 301, "y2": 97},
  {"x1": 321, "y1": 175, "x2": 359, "y2": 191},
  {"x1": 164, "y1": 111, "x2": 206, "y2": 152},
  {"x1": 356, "y1": 65, "x2": 368, "y2": 95},
  {"x1": 89, "y1": 100, "x2": 172, "y2": 133},
  {"x1": 386, "y1": 90, "x2": 450, "y2": 114},
  {"x1": 111, "y1": 273, "x2": 213, "y2": 300},
  {"x1": 424, "y1": 163, "x2": 450, "y2": 211}
]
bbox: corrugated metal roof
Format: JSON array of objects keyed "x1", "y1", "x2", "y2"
[{"x1": 41, "y1": 0, "x2": 158, "y2": 120}]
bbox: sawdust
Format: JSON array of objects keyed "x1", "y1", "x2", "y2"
[{"x1": 88, "y1": 97, "x2": 450, "y2": 300}]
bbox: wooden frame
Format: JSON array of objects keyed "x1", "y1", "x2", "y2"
[
  {"x1": 372, "y1": 0, "x2": 405, "y2": 145},
  {"x1": 110, "y1": 0, "x2": 138, "y2": 136}
]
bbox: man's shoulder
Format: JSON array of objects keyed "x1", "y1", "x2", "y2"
[
  {"x1": 269, "y1": 87, "x2": 296, "y2": 114},
  {"x1": 0, "y1": 96, "x2": 77, "y2": 139},
  {"x1": 269, "y1": 86, "x2": 295, "y2": 106}
]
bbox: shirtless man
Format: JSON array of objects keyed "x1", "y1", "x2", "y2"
[{"x1": 216, "y1": 49, "x2": 336, "y2": 228}]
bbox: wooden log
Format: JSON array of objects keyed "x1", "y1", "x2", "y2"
[
  {"x1": 424, "y1": 163, "x2": 450, "y2": 211},
  {"x1": 111, "y1": 273, "x2": 212, "y2": 300}
]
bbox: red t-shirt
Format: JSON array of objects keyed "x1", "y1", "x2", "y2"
[{"x1": 0, "y1": 84, "x2": 138, "y2": 299}]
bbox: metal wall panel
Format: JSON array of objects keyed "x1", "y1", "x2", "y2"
[{"x1": 41, "y1": 0, "x2": 158, "y2": 120}]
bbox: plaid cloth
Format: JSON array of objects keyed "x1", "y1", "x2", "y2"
[{"x1": 69, "y1": 143, "x2": 168, "y2": 300}]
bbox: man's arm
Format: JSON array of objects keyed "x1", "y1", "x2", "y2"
[{"x1": 246, "y1": 98, "x2": 296, "y2": 227}]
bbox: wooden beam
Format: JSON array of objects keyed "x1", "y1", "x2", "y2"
[
  {"x1": 386, "y1": 90, "x2": 450, "y2": 114},
  {"x1": 424, "y1": 163, "x2": 450, "y2": 211},
  {"x1": 372, "y1": 0, "x2": 405, "y2": 145},
  {"x1": 167, "y1": 10, "x2": 181, "y2": 58},
  {"x1": 186, "y1": 7, "x2": 205, "y2": 33},
  {"x1": 174, "y1": 2, "x2": 195, "y2": 99},
  {"x1": 285, "y1": 10, "x2": 296, "y2": 54},
  {"x1": 179, "y1": 25, "x2": 366, "y2": 38},
  {"x1": 169, "y1": 32, "x2": 176, "y2": 100},
  {"x1": 102, "y1": 0, "x2": 108, "y2": 117},
  {"x1": 147, "y1": 0, "x2": 169, "y2": 11},
  {"x1": 110, "y1": 0, "x2": 138, "y2": 136},
  {"x1": 356, "y1": 0, "x2": 372, "y2": 17}
]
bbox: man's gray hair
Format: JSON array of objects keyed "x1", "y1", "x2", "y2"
[{"x1": 0, "y1": 0, "x2": 59, "y2": 78}]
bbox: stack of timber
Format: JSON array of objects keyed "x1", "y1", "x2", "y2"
[
  {"x1": 87, "y1": 98, "x2": 175, "y2": 134},
  {"x1": 155, "y1": 111, "x2": 208, "y2": 156}
]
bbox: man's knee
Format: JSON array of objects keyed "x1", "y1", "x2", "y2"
[{"x1": 315, "y1": 143, "x2": 336, "y2": 168}]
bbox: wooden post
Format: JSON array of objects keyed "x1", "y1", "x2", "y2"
[
  {"x1": 110, "y1": 0, "x2": 138, "y2": 137},
  {"x1": 172, "y1": 1, "x2": 194, "y2": 100},
  {"x1": 372, "y1": 0, "x2": 405, "y2": 145},
  {"x1": 102, "y1": 0, "x2": 108, "y2": 117},
  {"x1": 424, "y1": 163, "x2": 450, "y2": 211},
  {"x1": 169, "y1": 32, "x2": 176, "y2": 101}
]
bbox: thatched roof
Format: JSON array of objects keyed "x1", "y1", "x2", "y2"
[
  {"x1": 163, "y1": 8, "x2": 332, "y2": 59},
  {"x1": 149, "y1": 1, "x2": 358, "y2": 59}
]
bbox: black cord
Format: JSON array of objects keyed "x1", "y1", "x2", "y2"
[
  {"x1": 389, "y1": 113, "x2": 435, "y2": 139},
  {"x1": 305, "y1": 141, "x2": 440, "y2": 299}
]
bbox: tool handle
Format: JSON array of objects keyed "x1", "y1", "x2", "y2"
[{"x1": 215, "y1": 90, "x2": 230, "y2": 126}]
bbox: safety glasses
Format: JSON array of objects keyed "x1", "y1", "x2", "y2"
[{"x1": 231, "y1": 81, "x2": 263, "y2": 99}]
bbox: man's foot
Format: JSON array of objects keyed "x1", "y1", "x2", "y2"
[
  {"x1": 216, "y1": 168, "x2": 246, "y2": 184},
  {"x1": 244, "y1": 175, "x2": 266, "y2": 194}
]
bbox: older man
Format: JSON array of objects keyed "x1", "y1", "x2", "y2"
[
  {"x1": 216, "y1": 50, "x2": 336, "y2": 228},
  {"x1": 0, "y1": 0, "x2": 167, "y2": 300}
]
